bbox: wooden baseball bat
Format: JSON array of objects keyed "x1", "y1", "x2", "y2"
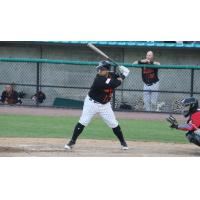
[{"x1": 87, "y1": 43, "x2": 119, "y2": 66}]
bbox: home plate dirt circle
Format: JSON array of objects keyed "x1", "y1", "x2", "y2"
[{"x1": 0, "y1": 137, "x2": 199, "y2": 157}]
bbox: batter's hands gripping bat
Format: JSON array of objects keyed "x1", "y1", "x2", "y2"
[
  {"x1": 87, "y1": 43, "x2": 130, "y2": 78},
  {"x1": 87, "y1": 43, "x2": 119, "y2": 66}
]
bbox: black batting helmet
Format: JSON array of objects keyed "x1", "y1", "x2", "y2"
[
  {"x1": 96, "y1": 60, "x2": 112, "y2": 71},
  {"x1": 181, "y1": 97, "x2": 199, "y2": 117}
]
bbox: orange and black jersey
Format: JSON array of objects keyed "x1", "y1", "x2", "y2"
[
  {"x1": 142, "y1": 67, "x2": 159, "y2": 85},
  {"x1": 88, "y1": 72, "x2": 122, "y2": 104},
  {"x1": 138, "y1": 61, "x2": 159, "y2": 85}
]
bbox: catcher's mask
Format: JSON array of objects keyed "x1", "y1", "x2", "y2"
[
  {"x1": 96, "y1": 60, "x2": 112, "y2": 72},
  {"x1": 181, "y1": 97, "x2": 198, "y2": 117}
]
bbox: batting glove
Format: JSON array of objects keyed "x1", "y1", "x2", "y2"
[{"x1": 119, "y1": 66, "x2": 130, "y2": 77}]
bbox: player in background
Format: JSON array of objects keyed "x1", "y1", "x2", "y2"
[
  {"x1": 64, "y1": 61, "x2": 130, "y2": 150},
  {"x1": 167, "y1": 97, "x2": 200, "y2": 147},
  {"x1": 0, "y1": 85, "x2": 22, "y2": 105},
  {"x1": 133, "y1": 51, "x2": 160, "y2": 111}
]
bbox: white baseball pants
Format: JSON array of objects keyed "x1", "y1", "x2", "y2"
[
  {"x1": 79, "y1": 95, "x2": 118, "y2": 128},
  {"x1": 143, "y1": 82, "x2": 159, "y2": 111}
]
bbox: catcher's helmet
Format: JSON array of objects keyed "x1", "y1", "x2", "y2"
[
  {"x1": 96, "y1": 60, "x2": 112, "y2": 71},
  {"x1": 181, "y1": 97, "x2": 198, "y2": 117}
]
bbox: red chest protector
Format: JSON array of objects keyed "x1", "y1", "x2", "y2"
[
  {"x1": 190, "y1": 111, "x2": 200, "y2": 129},
  {"x1": 178, "y1": 110, "x2": 200, "y2": 131}
]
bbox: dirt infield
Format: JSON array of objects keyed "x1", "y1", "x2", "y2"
[
  {"x1": 0, "y1": 106, "x2": 197, "y2": 157},
  {"x1": 0, "y1": 138, "x2": 199, "y2": 157}
]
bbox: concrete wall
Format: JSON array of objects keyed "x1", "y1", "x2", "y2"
[
  {"x1": 0, "y1": 42, "x2": 200, "y2": 110},
  {"x1": 1, "y1": 43, "x2": 199, "y2": 63}
]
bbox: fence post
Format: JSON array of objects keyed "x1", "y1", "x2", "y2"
[
  {"x1": 36, "y1": 62, "x2": 40, "y2": 106},
  {"x1": 112, "y1": 66, "x2": 116, "y2": 110},
  {"x1": 190, "y1": 69, "x2": 194, "y2": 97}
]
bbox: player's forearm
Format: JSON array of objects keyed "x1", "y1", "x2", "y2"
[
  {"x1": 138, "y1": 59, "x2": 149, "y2": 64},
  {"x1": 177, "y1": 123, "x2": 196, "y2": 131},
  {"x1": 108, "y1": 79, "x2": 122, "y2": 88},
  {"x1": 133, "y1": 61, "x2": 138, "y2": 64},
  {"x1": 154, "y1": 61, "x2": 160, "y2": 65},
  {"x1": 138, "y1": 60, "x2": 160, "y2": 65}
]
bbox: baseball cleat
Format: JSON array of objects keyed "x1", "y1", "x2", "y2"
[
  {"x1": 64, "y1": 144, "x2": 72, "y2": 150},
  {"x1": 121, "y1": 142, "x2": 128, "y2": 150},
  {"x1": 64, "y1": 140, "x2": 75, "y2": 150},
  {"x1": 121, "y1": 145, "x2": 129, "y2": 150}
]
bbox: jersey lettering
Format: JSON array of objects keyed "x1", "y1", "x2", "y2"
[{"x1": 105, "y1": 78, "x2": 111, "y2": 84}]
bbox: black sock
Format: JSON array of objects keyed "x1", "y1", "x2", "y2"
[
  {"x1": 112, "y1": 125, "x2": 126, "y2": 145},
  {"x1": 71, "y1": 122, "x2": 85, "y2": 143}
]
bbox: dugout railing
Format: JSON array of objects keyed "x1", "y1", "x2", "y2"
[{"x1": 0, "y1": 57, "x2": 199, "y2": 113}]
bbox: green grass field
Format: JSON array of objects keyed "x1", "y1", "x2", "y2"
[{"x1": 0, "y1": 114, "x2": 188, "y2": 143}]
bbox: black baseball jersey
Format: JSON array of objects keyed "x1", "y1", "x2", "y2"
[
  {"x1": 88, "y1": 72, "x2": 121, "y2": 104},
  {"x1": 139, "y1": 61, "x2": 159, "y2": 85}
]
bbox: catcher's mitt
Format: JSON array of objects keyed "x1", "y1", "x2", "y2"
[{"x1": 166, "y1": 115, "x2": 179, "y2": 129}]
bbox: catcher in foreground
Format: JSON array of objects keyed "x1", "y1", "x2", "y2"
[{"x1": 166, "y1": 97, "x2": 200, "y2": 147}]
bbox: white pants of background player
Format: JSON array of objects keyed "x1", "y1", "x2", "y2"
[
  {"x1": 143, "y1": 82, "x2": 159, "y2": 111},
  {"x1": 79, "y1": 95, "x2": 118, "y2": 128}
]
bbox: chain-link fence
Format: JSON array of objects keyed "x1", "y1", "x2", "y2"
[{"x1": 0, "y1": 58, "x2": 199, "y2": 113}]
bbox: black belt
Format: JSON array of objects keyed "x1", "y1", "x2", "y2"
[
  {"x1": 145, "y1": 81, "x2": 159, "y2": 86},
  {"x1": 89, "y1": 97, "x2": 100, "y2": 104},
  {"x1": 146, "y1": 83, "x2": 153, "y2": 86}
]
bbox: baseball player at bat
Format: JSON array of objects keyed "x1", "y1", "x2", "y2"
[
  {"x1": 64, "y1": 60, "x2": 130, "y2": 150},
  {"x1": 166, "y1": 97, "x2": 200, "y2": 147}
]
